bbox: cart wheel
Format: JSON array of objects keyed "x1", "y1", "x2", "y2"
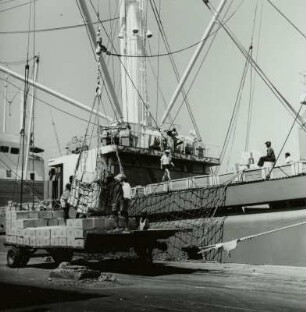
[
  {"x1": 50, "y1": 249, "x2": 73, "y2": 266},
  {"x1": 7, "y1": 247, "x2": 31, "y2": 268},
  {"x1": 7, "y1": 247, "x2": 22, "y2": 268}
]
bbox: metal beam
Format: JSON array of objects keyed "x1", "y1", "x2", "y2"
[
  {"x1": 77, "y1": 0, "x2": 123, "y2": 120},
  {"x1": 161, "y1": 0, "x2": 227, "y2": 125},
  {"x1": 0, "y1": 64, "x2": 112, "y2": 122}
]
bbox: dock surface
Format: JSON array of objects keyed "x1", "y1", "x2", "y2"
[{"x1": 0, "y1": 237, "x2": 305, "y2": 312}]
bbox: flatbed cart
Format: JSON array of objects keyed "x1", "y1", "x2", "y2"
[{"x1": 4, "y1": 229, "x2": 180, "y2": 268}]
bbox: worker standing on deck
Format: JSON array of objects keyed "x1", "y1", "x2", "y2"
[
  {"x1": 257, "y1": 141, "x2": 276, "y2": 167},
  {"x1": 121, "y1": 176, "x2": 132, "y2": 230},
  {"x1": 60, "y1": 183, "x2": 71, "y2": 221},
  {"x1": 160, "y1": 149, "x2": 174, "y2": 181}
]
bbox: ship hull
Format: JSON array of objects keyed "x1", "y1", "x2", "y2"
[
  {"x1": 152, "y1": 209, "x2": 306, "y2": 267},
  {"x1": 132, "y1": 174, "x2": 306, "y2": 266}
]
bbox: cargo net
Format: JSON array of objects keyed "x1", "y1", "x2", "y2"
[
  {"x1": 68, "y1": 178, "x2": 101, "y2": 215},
  {"x1": 130, "y1": 185, "x2": 227, "y2": 262}
]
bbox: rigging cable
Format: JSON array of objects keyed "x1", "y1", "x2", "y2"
[
  {"x1": 168, "y1": 0, "x2": 239, "y2": 132},
  {"x1": 106, "y1": 0, "x2": 245, "y2": 60},
  {"x1": 155, "y1": 0, "x2": 161, "y2": 123},
  {"x1": 219, "y1": 46, "x2": 252, "y2": 171},
  {"x1": 50, "y1": 109, "x2": 62, "y2": 156},
  {"x1": 19, "y1": 0, "x2": 33, "y2": 204},
  {"x1": 0, "y1": 18, "x2": 119, "y2": 35},
  {"x1": 149, "y1": 0, "x2": 200, "y2": 138},
  {"x1": 0, "y1": 0, "x2": 37, "y2": 14},
  {"x1": 206, "y1": 1, "x2": 306, "y2": 134},
  {"x1": 265, "y1": 0, "x2": 306, "y2": 41},
  {"x1": 266, "y1": 104, "x2": 304, "y2": 179},
  {"x1": 244, "y1": 2, "x2": 258, "y2": 152},
  {"x1": 31, "y1": 0, "x2": 37, "y2": 207},
  {"x1": 0, "y1": 56, "x2": 35, "y2": 65},
  {"x1": 0, "y1": 77, "x2": 98, "y2": 125}
]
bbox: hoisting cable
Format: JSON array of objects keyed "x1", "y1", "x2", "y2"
[
  {"x1": 76, "y1": 0, "x2": 120, "y2": 122},
  {"x1": 95, "y1": 23, "x2": 124, "y2": 174}
]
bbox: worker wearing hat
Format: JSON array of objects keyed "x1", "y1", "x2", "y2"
[
  {"x1": 160, "y1": 149, "x2": 175, "y2": 181},
  {"x1": 257, "y1": 141, "x2": 276, "y2": 167}
]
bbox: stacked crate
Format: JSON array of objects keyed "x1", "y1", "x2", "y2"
[
  {"x1": 5, "y1": 205, "x2": 65, "y2": 245},
  {"x1": 6, "y1": 203, "x2": 138, "y2": 249}
]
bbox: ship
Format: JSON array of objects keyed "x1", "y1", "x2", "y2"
[{"x1": 1, "y1": 0, "x2": 306, "y2": 265}]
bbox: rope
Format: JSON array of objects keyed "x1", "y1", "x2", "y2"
[{"x1": 199, "y1": 220, "x2": 306, "y2": 256}]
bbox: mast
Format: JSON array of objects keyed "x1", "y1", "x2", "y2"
[
  {"x1": 23, "y1": 55, "x2": 39, "y2": 180},
  {"x1": 119, "y1": 0, "x2": 150, "y2": 126}
]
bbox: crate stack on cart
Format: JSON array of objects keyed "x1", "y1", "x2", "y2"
[
  {"x1": 5, "y1": 204, "x2": 65, "y2": 246},
  {"x1": 5, "y1": 201, "x2": 137, "y2": 249}
]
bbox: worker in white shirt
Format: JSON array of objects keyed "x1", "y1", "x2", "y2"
[
  {"x1": 160, "y1": 149, "x2": 174, "y2": 181},
  {"x1": 121, "y1": 176, "x2": 131, "y2": 230}
]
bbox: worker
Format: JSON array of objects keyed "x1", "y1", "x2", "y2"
[
  {"x1": 257, "y1": 141, "x2": 276, "y2": 167},
  {"x1": 160, "y1": 149, "x2": 174, "y2": 181},
  {"x1": 121, "y1": 176, "x2": 132, "y2": 230},
  {"x1": 167, "y1": 128, "x2": 183, "y2": 151},
  {"x1": 285, "y1": 152, "x2": 293, "y2": 164},
  {"x1": 108, "y1": 174, "x2": 124, "y2": 228},
  {"x1": 60, "y1": 183, "x2": 71, "y2": 221}
]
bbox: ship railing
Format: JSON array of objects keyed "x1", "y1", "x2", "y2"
[
  {"x1": 233, "y1": 161, "x2": 306, "y2": 182},
  {"x1": 131, "y1": 161, "x2": 306, "y2": 198},
  {"x1": 100, "y1": 127, "x2": 220, "y2": 161}
]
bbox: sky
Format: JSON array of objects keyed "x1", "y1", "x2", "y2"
[{"x1": 0, "y1": 0, "x2": 306, "y2": 173}]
